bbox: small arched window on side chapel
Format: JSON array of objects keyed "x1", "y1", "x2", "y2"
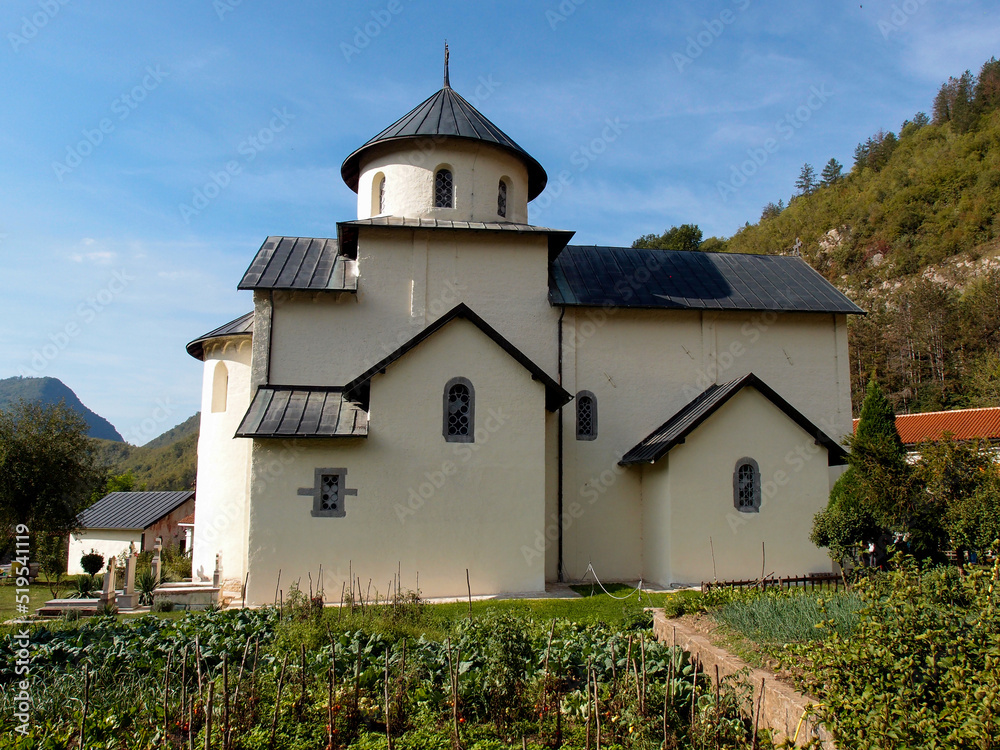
[
  {"x1": 576, "y1": 391, "x2": 597, "y2": 440},
  {"x1": 444, "y1": 377, "x2": 474, "y2": 443},
  {"x1": 734, "y1": 457, "x2": 761, "y2": 512},
  {"x1": 378, "y1": 175, "x2": 386, "y2": 214}
]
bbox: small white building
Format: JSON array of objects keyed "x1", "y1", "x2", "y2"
[
  {"x1": 186, "y1": 63, "x2": 862, "y2": 603},
  {"x1": 68, "y1": 490, "x2": 195, "y2": 575}
]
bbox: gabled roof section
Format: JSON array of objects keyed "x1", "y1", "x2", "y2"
[
  {"x1": 78, "y1": 491, "x2": 195, "y2": 531},
  {"x1": 343, "y1": 303, "x2": 572, "y2": 411},
  {"x1": 186, "y1": 311, "x2": 254, "y2": 361},
  {"x1": 620, "y1": 373, "x2": 848, "y2": 466},
  {"x1": 550, "y1": 246, "x2": 865, "y2": 314},
  {"x1": 856, "y1": 406, "x2": 1000, "y2": 446},
  {"x1": 236, "y1": 387, "x2": 368, "y2": 439},
  {"x1": 341, "y1": 86, "x2": 548, "y2": 200},
  {"x1": 337, "y1": 217, "x2": 574, "y2": 260},
  {"x1": 238, "y1": 236, "x2": 358, "y2": 292}
]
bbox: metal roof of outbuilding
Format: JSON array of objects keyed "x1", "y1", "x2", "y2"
[
  {"x1": 78, "y1": 491, "x2": 195, "y2": 530},
  {"x1": 186, "y1": 311, "x2": 254, "y2": 361},
  {"x1": 238, "y1": 236, "x2": 358, "y2": 292},
  {"x1": 550, "y1": 246, "x2": 865, "y2": 314},
  {"x1": 341, "y1": 85, "x2": 548, "y2": 201},
  {"x1": 620, "y1": 373, "x2": 848, "y2": 466},
  {"x1": 236, "y1": 387, "x2": 368, "y2": 439}
]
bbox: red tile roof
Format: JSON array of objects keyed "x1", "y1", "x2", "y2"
[{"x1": 854, "y1": 407, "x2": 1000, "y2": 445}]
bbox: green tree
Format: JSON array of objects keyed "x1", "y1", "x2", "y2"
[
  {"x1": 820, "y1": 158, "x2": 843, "y2": 186},
  {"x1": 89, "y1": 469, "x2": 145, "y2": 506},
  {"x1": 812, "y1": 378, "x2": 915, "y2": 565},
  {"x1": 795, "y1": 163, "x2": 817, "y2": 195},
  {"x1": 631, "y1": 223, "x2": 703, "y2": 252},
  {"x1": 974, "y1": 57, "x2": 1000, "y2": 115},
  {"x1": 0, "y1": 400, "x2": 103, "y2": 548}
]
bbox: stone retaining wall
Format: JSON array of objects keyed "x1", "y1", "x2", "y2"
[{"x1": 652, "y1": 610, "x2": 835, "y2": 748}]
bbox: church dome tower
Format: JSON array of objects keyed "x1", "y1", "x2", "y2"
[{"x1": 341, "y1": 48, "x2": 547, "y2": 224}]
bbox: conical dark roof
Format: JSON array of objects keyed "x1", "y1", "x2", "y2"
[{"x1": 341, "y1": 86, "x2": 548, "y2": 201}]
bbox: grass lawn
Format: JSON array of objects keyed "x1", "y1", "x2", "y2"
[{"x1": 0, "y1": 580, "x2": 65, "y2": 623}]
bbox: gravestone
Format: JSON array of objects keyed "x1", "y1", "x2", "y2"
[
  {"x1": 212, "y1": 553, "x2": 222, "y2": 588},
  {"x1": 151, "y1": 541, "x2": 162, "y2": 586},
  {"x1": 100, "y1": 556, "x2": 117, "y2": 607},
  {"x1": 118, "y1": 549, "x2": 138, "y2": 610}
]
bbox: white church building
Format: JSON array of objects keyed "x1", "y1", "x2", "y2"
[{"x1": 186, "y1": 63, "x2": 862, "y2": 604}]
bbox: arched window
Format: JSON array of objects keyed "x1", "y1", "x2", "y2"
[
  {"x1": 576, "y1": 391, "x2": 597, "y2": 440},
  {"x1": 378, "y1": 175, "x2": 386, "y2": 214},
  {"x1": 497, "y1": 179, "x2": 508, "y2": 217},
  {"x1": 434, "y1": 168, "x2": 454, "y2": 208},
  {"x1": 733, "y1": 458, "x2": 761, "y2": 512},
  {"x1": 443, "y1": 377, "x2": 474, "y2": 442},
  {"x1": 211, "y1": 362, "x2": 229, "y2": 413}
]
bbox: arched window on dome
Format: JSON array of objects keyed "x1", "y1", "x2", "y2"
[
  {"x1": 371, "y1": 172, "x2": 386, "y2": 216},
  {"x1": 576, "y1": 391, "x2": 597, "y2": 440},
  {"x1": 443, "y1": 377, "x2": 474, "y2": 442},
  {"x1": 497, "y1": 179, "x2": 508, "y2": 218},
  {"x1": 434, "y1": 168, "x2": 454, "y2": 208},
  {"x1": 211, "y1": 361, "x2": 229, "y2": 413},
  {"x1": 378, "y1": 175, "x2": 386, "y2": 214}
]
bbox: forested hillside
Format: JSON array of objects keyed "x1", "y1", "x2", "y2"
[
  {"x1": 93, "y1": 415, "x2": 199, "y2": 491},
  {"x1": 0, "y1": 376, "x2": 123, "y2": 441},
  {"x1": 723, "y1": 57, "x2": 1000, "y2": 414}
]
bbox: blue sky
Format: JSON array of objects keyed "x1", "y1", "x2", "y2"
[{"x1": 2, "y1": 0, "x2": 997, "y2": 443}]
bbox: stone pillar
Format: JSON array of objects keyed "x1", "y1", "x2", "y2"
[
  {"x1": 213, "y1": 553, "x2": 222, "y2": 588},
  {"x1": 118, "y1": 552, "x2": 138, "y2": 610},
  {"x1": 100, "y1": 556, "x2": 117, "y2": 606},
  {"x1": 151, "y1": 540, "x2": 162, "y2": 586}
]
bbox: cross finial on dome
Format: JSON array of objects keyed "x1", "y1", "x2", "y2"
[{"x1": 443, "y1": 41, "x2": 450, "y2": 88}]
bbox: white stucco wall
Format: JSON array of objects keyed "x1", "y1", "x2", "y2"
[
  {"x1": 268, "y1": 231, "x2": 558, "y2": 389},
  {"x1": 67, "y1": 529, "x2": 141, "y2": 576},
  {"x1": 192, "y1": 338, "x2": 253, "y2": 592},
  {"x1": 642, "y1": 387, "x2": 834, "y2": 586},
  {"x1": 559, "y1": 306, "x2": 850, "y2": 583},
  {"x1": 356, "y1": 140, "x2": 530, "y2": 224},
  {"x1": 244, "y1": 317, "x2": 549, "y2": 604}
]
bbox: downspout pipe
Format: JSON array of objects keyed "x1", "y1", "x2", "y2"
[{"x1": 557, "y1": 306, "x2": 566, "y2": 582}]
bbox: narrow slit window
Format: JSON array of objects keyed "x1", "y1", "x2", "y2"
[
  {"x1": 378, "y1": 175, "x2": 386, "y2": 213},
  {"x1": 497, "y1": 180, "x2": 508, "y2": 217},
  {"x1": 733, "y1": 458, "x2": 761, "y2": 512},
  {"x1": 576, "y1": 391, "x2": 597, "y2": 440},
  {"x1": 434, "y1": 169, "x2": 454, "y2": 208},
  {"x1": 444, "y1": 377, "x2": 474, "y2": 442},
  {"x1": 211, "y1": 362, "x2": 228, "y2": 413}
]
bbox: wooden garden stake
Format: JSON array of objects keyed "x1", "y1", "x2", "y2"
[
  {"x1": 609, "y1": 641, "x2": 617, "y2": 684},
  {"x1": 195, "y1": 636, "x2": 204, "y2": 702},
  {"x1": 163, "y1": 650, "x2": 172, "y2": 748},
  {"x1": 327, "y1": 662, "x2": 334, "y2": 750},
  {"x1": 300, "y1": 644, "x2": 307, "y2": 705},
  {"x1": 181, "y1": 647, "x2": 188, "y2": 744},
  {"x1": 269, "y1": 654, "x2": 289, "y2": 750},
  {"x1": 205, "y1": 680, "x2": 214, "y2": 750},
  {"x1": 592, "y1": 665, "x2": 601, "y2": 750},
  {"x1": 79, "y1": 665, "x2": 90, "y2": 750},
  {"x1": 714, "y1": 664, "x2": 720, "y2": 750},
  {"x1": 640, "y1": 633, "x2": 647, "y2": 714},
  {"x1": 250, "y1": 638, "x2": 261, "y2": 708},
  {"x1": 752, "y1": 677, "x2": 765, "y2": 750},
  {"x1": 662, "y1": 667, "x2": 669, "y2": 749},
  {"x1": 222, "y1": 654, "x2": 230, "y2": 750},
  {"x1": 466, "y1": 568, "x2": 472, "y2": 617},
  {"x1": 689, "y1": 661, "x2": 699, "y2": 745},
  {"x1": 584, "y1": 660, "x2": 591, "y2": 750},
  {"x1": 188, "y1": 696, "x2": 194, "y2": 750},
  {"x1": 353, "y1": 640, "x2": 362, "y2": 719},
  {"x1": 229, "y1": 637, "x2": 252, "y2": 746},
  {"x1": 383, "y1": 648, "x2": 394, "y2": 750}
]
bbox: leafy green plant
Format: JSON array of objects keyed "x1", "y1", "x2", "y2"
[
  {"x1": 135, "y1": 569, "x2": 157, "y2": 606},
  {"x1": 69, "y1": 574, "x2": 101, "y2": 599}
]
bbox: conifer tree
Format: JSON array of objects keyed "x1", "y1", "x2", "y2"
[
  {"x1": 795, "y1": 163, "x2": 817, "y2": 195},
  {"x1": 820, "y1": 158, "x2": 843, "y2": 186}
]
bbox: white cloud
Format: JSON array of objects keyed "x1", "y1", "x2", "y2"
[{"x1": 70, "y1": 250, "x2": 116, "y2": 264}]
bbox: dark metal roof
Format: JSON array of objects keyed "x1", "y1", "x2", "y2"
[
  {"x1": 186, "y1": 311, "x2": 254, "y2": 361},
  {"x1": 238, "y1": 237, "x2": 358, "y2": 292},
  {"x1": 236, "y1": 387, "x2": 368, "y2": 439},
  {"x1": 550, "y1": 246, "x2": 865, "y2": 314},
  {"x1": 344, "y1": 303, "x2": 572, "y2": 412},
  {"x1": 78, "y1": 491, "x2": 195, "y2": 530},
  {"x1": 341, "y1": 86, "x2": 548, "y2": 201},
  {"x1": 337, "y1": 218, "x2": 574, "y2": 259},
  {"x1": 620, "y1": 373, "x2": 848, "y2": 466}
]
